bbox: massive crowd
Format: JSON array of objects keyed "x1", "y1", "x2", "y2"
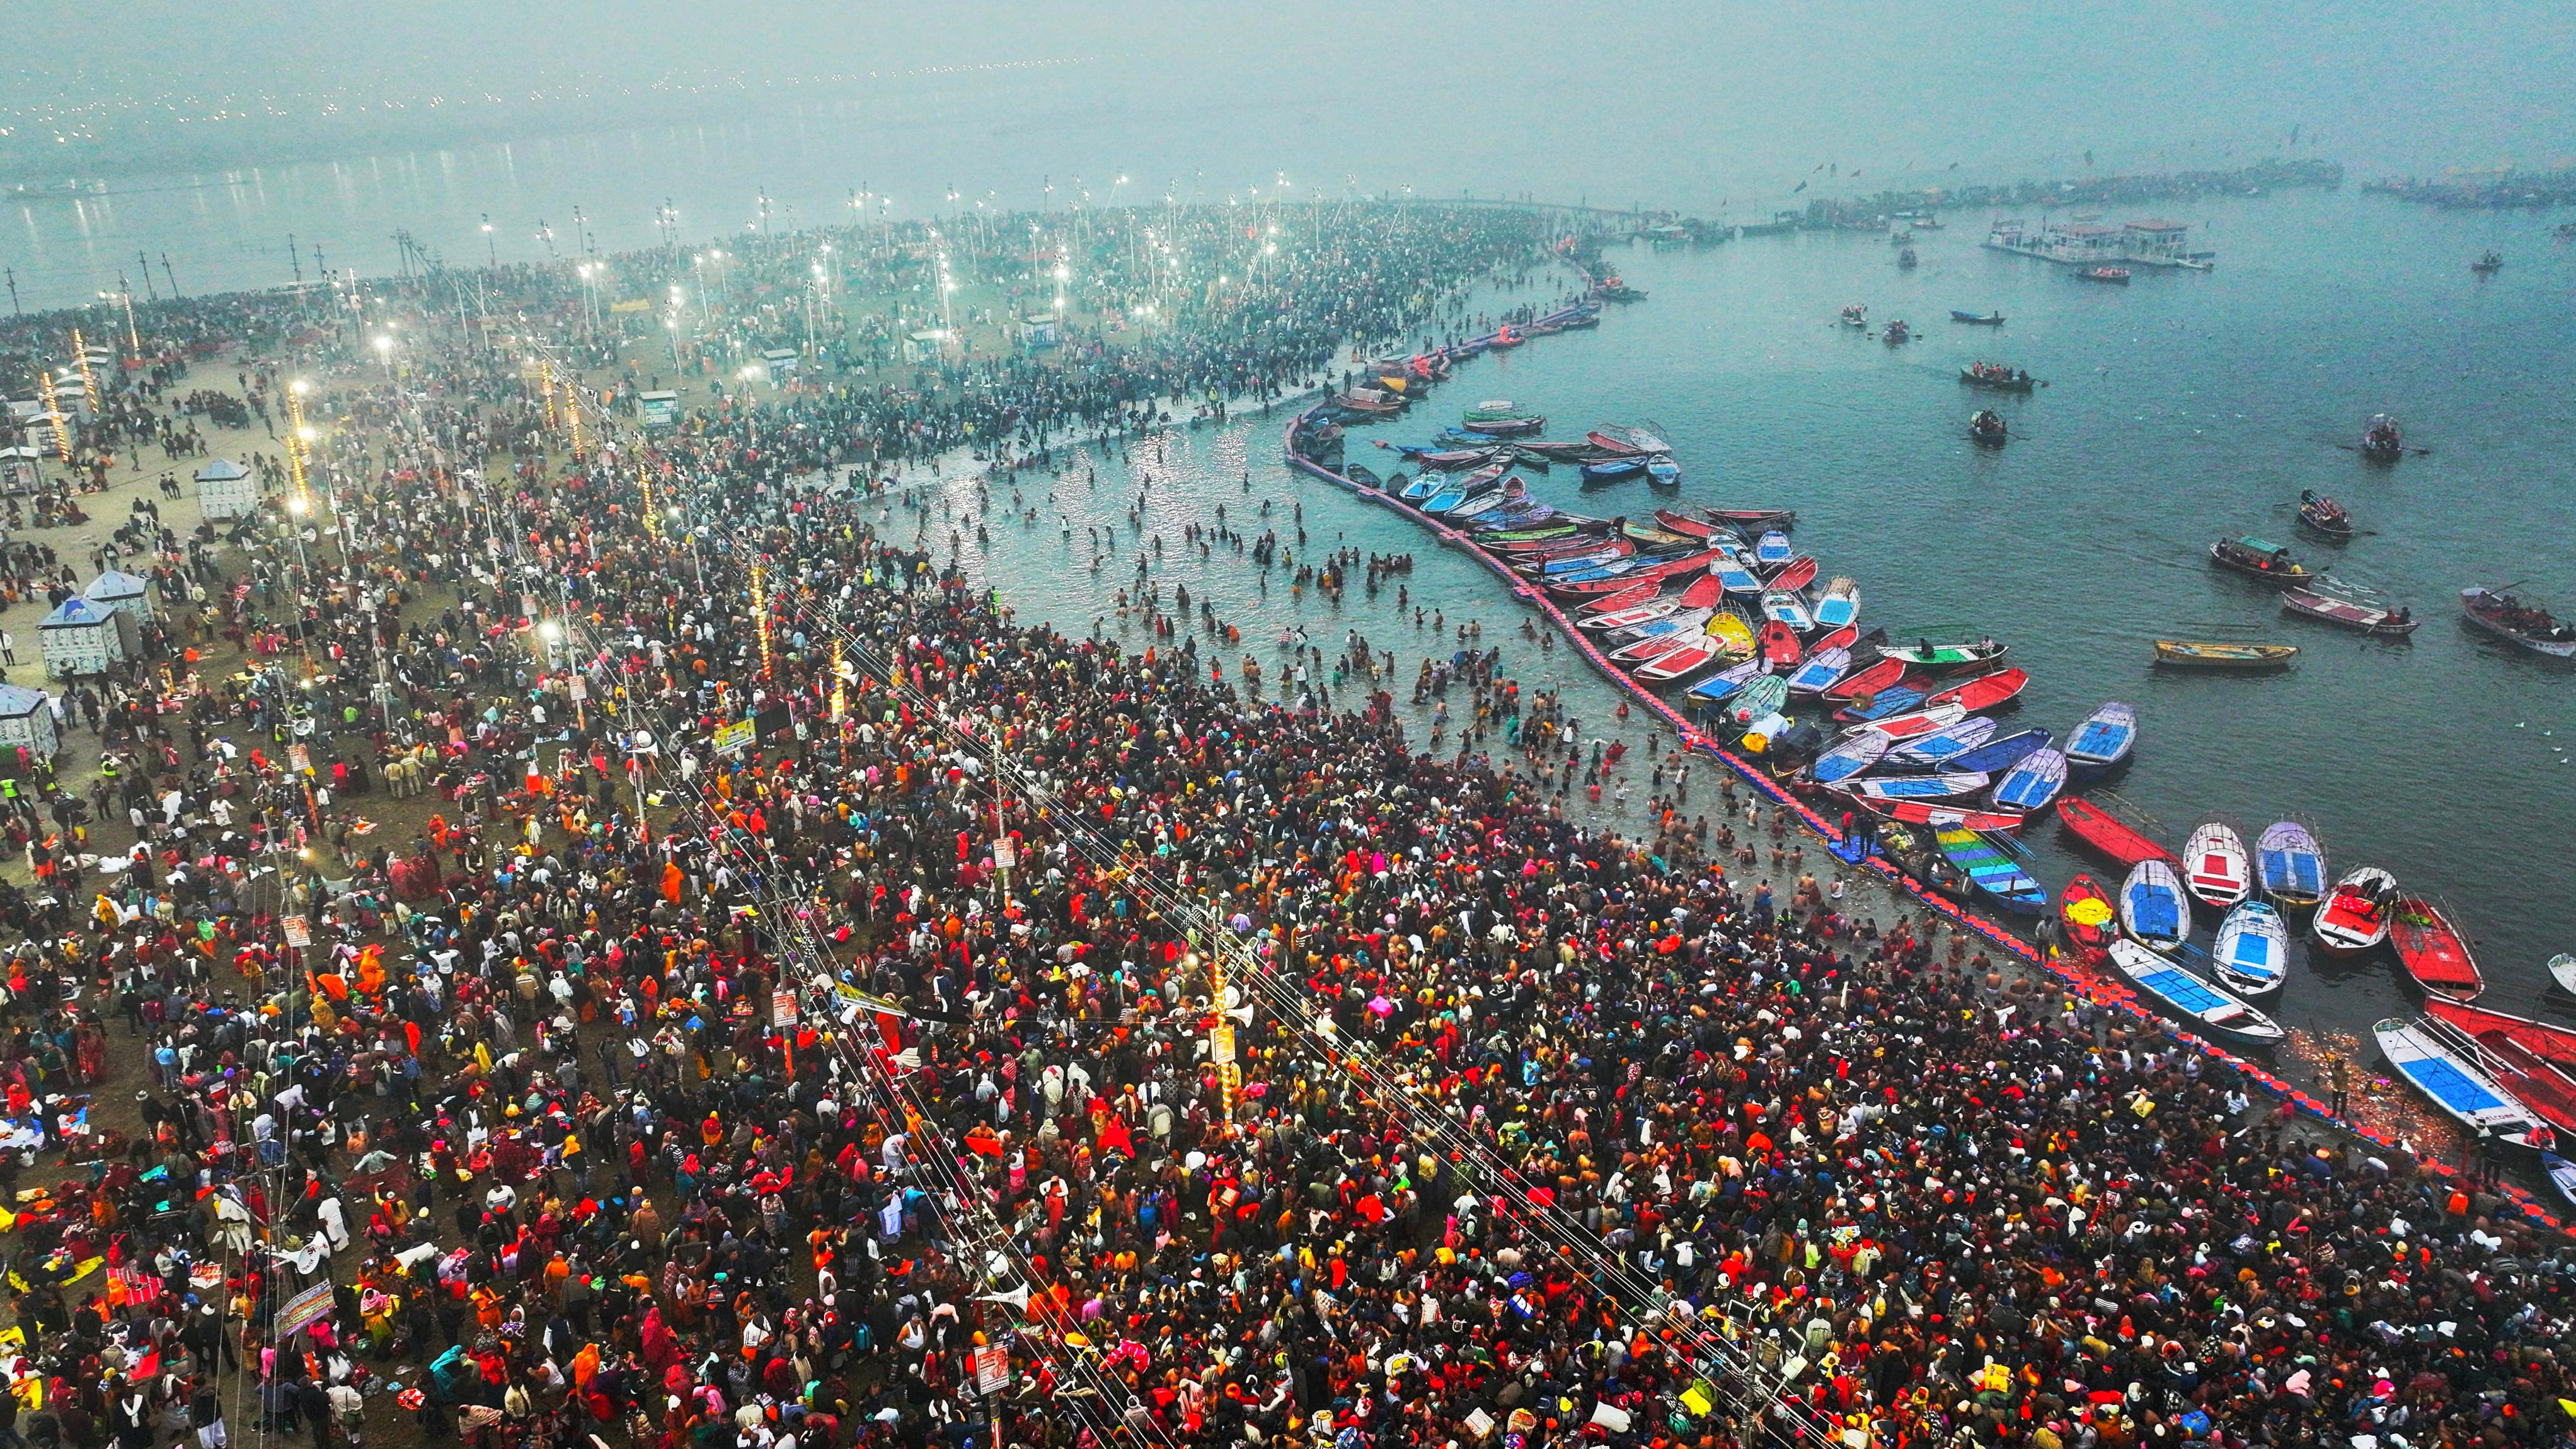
[{"x1": 0, "y1": 202, "x2": 2565, "y2": 1449}]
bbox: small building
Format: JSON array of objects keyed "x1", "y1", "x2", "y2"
[
  {"x1": 2123, "y1": 219, "x2": 2193, "y2": 263},
  {"x1": 39, "y1": 596, "x2": 131, "y2": 678},
  {"x1": 761, "y1": 347, "x2": 802, "y2": 380},
  {"x1": 0, "y1": 444, "x2": 40, "y2": 496},
  {"x1": 195, "y1": 458, "x2": 260, "y2": 520},
  {"x1": 0, "y1": 685, "x2": 60, "y2": 765},
  {"x1": 638, "y1": 390, "x2": 680, "y2": 432},
  {"x1": 84, "y1": 569, "x2": 156, "y2": 626}
]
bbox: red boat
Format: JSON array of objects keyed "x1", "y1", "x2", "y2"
[
  {"x1": 1653, "y1": 508, "x2": 1718, "y2": 539},
  {"x1": 2422, "y1": 1000, "x2": 2576, "y2": 1134},
  {"x1": 2388, "y1": 897, "x2": 2484, "y2": 1002},
  {"x1": 1824, "y1": 657, "x2": 1909, "y2": 702},
  {"x1": 1586, "y1": 430, "x2": 1647, "y2": 456},
  {"x1": 1575, "y1": 581, "x2": 1662, "y2": 616},
  {"x1": 2054, "y1": 796, "x2": 2172, "y2": 867},
  {"x1": 1809, "y1": 624, "x2": 1860, "y2": 655},
  {"x1": 1771, "y1": 556, "x2": 1819, "y2": 592},
  {"x1": 1548, "y1": 549, "x2": 1722, "y2": 598},
  {"x1": 2058, "y1": 875, "x2": 2118, "y2": 965},
  {"x1": 1863, "y1": 798, "x2": 2028, "y2": 833},
  {"x1": 1926, "y1": 667, "x2": 2029, "y2": 714},
  {"x1": 1759, "y1": 621, "x2": 1803, "y2": 667},
  {"x1": 1676, "y1": 574, "x2": 1727, "y2": 609}
]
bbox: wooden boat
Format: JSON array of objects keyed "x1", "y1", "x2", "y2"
[
  {"x1": 1757, "y1": 620, "x2": 1803, "y2": 667},
  {"x1": 1461, "y1": 415, "x2": 1544, "y2": 437},
  {"x1": 2076, "y1": 266, "x2": 2131, "y2": 284},
  {"x1": 1935, "y1": 828, "x2": 2047, "y2": 914},
  {"x1": 1842, "y1": 772, "x2": 1992, "y2": 802},
  {"x1": 1855, "y1": 700, "x2": 1969, "y2": 743},
  {"x1": 2056, "y1": 795, "x2": 2170, "y2": 867},
  {"x1": 2110, "y1": 940, "x2": 2286, "y2": 1045},
  {"x1": 1463, "y1": 400, "x2": 1522, "y2": 422},
  {"x1": 1703, "y1": 508, "x2": 1796, "y2": 529},
  {"x1": 2153, "y1": 639, "x2": 2297, "y2": 670},
  {"x1": 1711, "y1": 548, "x2": 1764, "y2": 597},
  {"x1": 1992, "y1": 747, "x2": 2069, "y2": 812},
  {"x1": 1607, "y1": 607, "x2": 1714, "y2": 644},
  {"x1": 2311, "y1": 866, "x2": 2398, "y2": 955},
  {"x1": 1345, "y1": 465, "x2": 1382, "y2": 489},
  {"x1": 1969, "y1": 410, "x2": 2008, "y2": 446},
  {"x1": 1924, "y1": 667, "x2": 2028, "y2": 714},
  {"x1": 1810, "y1": 730, "x2": 1890, "y2": 786},
  {"x1": 1897, "y1": 247, "x2": 1918, "y2": 270},
  {"x1": 2253, "y1": 822, "x2": 2327, "y2": 910},
  {"x1": 1950, "y1": 310, "x2": 2005, "y2": 325},
  {"x1": 1769, "y1": 556, "x2": 1819, "y2": 593},
  {"x1": 2471, "y1": 250, "x2": 2504, "y2": 275},
  {"x1": 1621, "y1": 522, "x2": 1694, "y2": 548},
  {"x1": 1582, "y1": 596, "x2": 1684, "y2": 632},
  {"x1": 1400, "y1": 474, "x2": 1445, "y2": 503},
  {"x1": 2389, "y1": 897, "x2": 2483, "y2": 1002},
  {"x1": 1633, "y1": 639, "x2": 1724, "y2": 685},
  {"x1": 1706, "y1": 610, "x2": 1757, "y2": 658},
  {"x1": 1865, "y1": 799, "x2": 2030, "y2": 834},
  {"x1": 2459, "y1": 587, "x2": 2576, "y2": 657},
  {"x1": 1809, "y1": 623, "x2": 1862, "y2": 655},
  {"x1": 1548, "y1": 549, "x2": 1721, "y2": 598},
  {"x1": 1886, "y1": 716, "x2": 2000, "y2": 770},
  {"x1": 2421, "y1": 999, "x2": 2576, "y2": 1135},
  {"x1": 1813, "y1": 578, "x2": 1860, "y2": 631},
  {"x1": 1573, "y1": 580, "x2": 1661, "y2": 615},
  {"x1": 2421, "y1": 1004, "x2": 2575, "y2": 1137},
  {"x1": 2119, "y1": 859, "x2": 2190, "y2": 953},
  {"x1": 1646, "y1": 457, "x2": 1682, "y2": 488},
  {"x1": 1446, "y1": 490, "x2": 1514, "y2": 522},
  {"x1": 1686, "y1": 658, "x2": 1768, "y2": 706},
  {"x1": 2374, "y1": 1017, "x2": 2552, "y2": 1149},
  {"x1": 2182, "y1": 820, "x2": 2251, "y2": 910},
  {"x1": 2359, "y1": 413, "x2": 2405, "y2": 461},
  {"x1": 1752, "y1": 531, "x2": 1793, "y2": 570},
  {"x1": 1944, "y1": 726, "x2": 2050, "y2": 776},
  {"x1": 1786, "y1": 646, "x2": 1852, "y2": 696},
  {"x1": 1529, "y1": 544, "x2": 1631, "y2": 575},
  {"x1": 1838, "y1": 302, "x2": 1868, "y2": 328},
  {"x1": 2554, "y1": 954, "x2": 2576, "y2": 995},
  {"x1": 1580, "y1": 456, "x2": 1651, "y2": 484},
  {"x1": 2282, "y1": 583, "x2": 2418, "y2": 636},
  {"x1": 2063, "y1": 701, "x2": 2137, "y2": 776},
  {"x1": 2296, "y1": 489, "x2": 2354, "y2": 540},
  {"x1": 1607, "y1": 631, "x2": 1699, "y2": 665},
  {"x1": 2209, "y1": 536, "x2": 2312, "y2": 586},
  {"x1": 1959, "y1": 364, "x2": 2037, "y2": 392},
  {"x1": 1723, "y1": 674, "x2": 1790, "y2": 726},
  {"x1": 2059, "y1": 874, "x2": 2117, "y2": 964},
  {"x1": 1759, "y1": 590, "x2": 1814, "y2": 634},
  {"x1": 1836, "y1": 683, "x2": 1931, "y2": 724},
  {"x1": 1584, "y1": 430, "x2": 1647, "y2": 456},
  {"x1": 1880, "y1": 628, "x2": 2008, "y2": 671},
  {"x1": 2211, "y1": 901, "x2": 2291, "y2": 997},
  {"x1": 1675, "y1": 574, "x2": 1727, "y2": 610},
  {"x1": 1652, "y1": 508, "x2": 1718, "y2": 539},
  {"x1": 1825, "y1": 657, "x2": 1909, "y2": 703}
]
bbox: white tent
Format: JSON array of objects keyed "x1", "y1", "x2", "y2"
[
  {"x1": 0, "y1": 685, "x2": 59, "y2": 762},
  {"x1": 39, "y1": 596, "x2": 128, "y2": 677},
  {"x1": 195, "y1": 458, "x2": 260, "y2": 520},
  {"x1": 84, "y1": 569, "x2": 156, "y2": 625}
]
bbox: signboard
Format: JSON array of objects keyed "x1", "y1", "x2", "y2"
[
  {"x1": 567, "y1": 675, "x2": 587, "y2": 702},
  {"x1": 973, "y1": 1344, "x2": 1011, "y2": 1396},
  {"x1": 287, "y1": 745, "x2": 311, "y2": 773},
  {"x1": 772, "y1": 990, "x2": 800, "y2": 1028},
  {"x1": 1209, "y1": 1024, "x2": 1236, "y2": 1065},
  {"x1": 281, "y1": 916, "x2": 313, "y2": 948},
  {"x1": 275, "y1": 1281, "x2": 336, "y2": 1339},
  {"x1": 711, "y1": 719, "x2": 755, "y2": 755},
  {"x1": 754, "y1": 704, "x2": 794, "y2": 741},
  {"x1": 638, "y1": 391, "x2": 679, "y2": 431}
]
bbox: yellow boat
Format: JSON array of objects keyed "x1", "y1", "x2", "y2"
[
  {"x1": 1709, "y1": 611, "x2": 1757, "y2": 659},
  {"x1": 2153, "y1": 639, "x2": 2299, "y2": 670}
]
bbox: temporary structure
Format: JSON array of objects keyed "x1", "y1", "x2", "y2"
[
  {"x1": 194, "y1": 458, "x2": 260, "y2": 520},
  {"x1": 39, "y1": 596, "x2": 130, "y2": 677},
  {"x1": 84, "y1": 568, "x2": 157, "y2": 625},
  {"x1": 0, "y1": 685, "x2": 59, "y2": 762}
]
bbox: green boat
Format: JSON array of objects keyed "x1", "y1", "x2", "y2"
[
  {"x1": 1879, "y1": 624, "x2": 2010, "y2": 670},
  {"x1": 1722, "y1": 673, "x2": 1791, "y2": 724},
  {"x1": 1484, "y1": 524, "x2": 1582, "y2": 544},
  {"x1": 1463, "y1": 399, "x2": 1525, "y2": 423}
]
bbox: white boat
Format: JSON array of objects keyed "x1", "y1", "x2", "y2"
[
  {"x1": 1606, "y1": 607, "x2": 1715, "y2": 643},
  {"x1": 2312, "y1": 866, "x2": 2398, "y2": 955},
  {"x1": 2107, "y1": 940, "x2": 2285, "y2": 1045},
  {"x1": 2547, "y1": 1153, "x2": 2576, "y2": 1207},
  {"x1": 1786, "y1": 646, "x2": 1853, "y2": 695},
  {"x1": 2373, "y1": 1017, "x2": 2553, "y2": 1149},
  {"x1": 1839, "y1": 771, "x2": 1992, "y2": 801},
  {"x1": 1631, "y1": 637, "x2": 1725, "y2": 685},
  {"x1": 2551, "y1": 953, "x2": 2576, "y2": 995},
  {"x1": 1813, "y1": 578, "x2": 1860, "y2": 631},
  {"x1": 1686, "y1": 658, "x2": 1768, "y2": 705},
  {"x1": 2182, "y1": 820, "x2": 2251, "y2": 910},
  {"x1": 2211, "y1": 901, "x2": 2291, "y2": 997},
  {"x1": 2119, "y1": 859, "x2": 2189, "y2": 953},
  {"x1": 1581, "y1": 597, "x2": 1682, "y2": 632},
  {"x1": 1861, "y1": 700, "x2": 1970, "y2": 743},
  {"x1": 1886, "y1": 716, "x2": 2000, "y2": 769},
  {"x1": 1810, "y1": 730, "x2": 1890, "y2": 786},
  {"x1": 1760, "y1": 589, "x2": 1815, "y2": 633}
]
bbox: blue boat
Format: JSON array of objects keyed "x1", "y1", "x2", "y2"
[
  {"x1": 1555, "y1": 559, "x2": 1645, "y2": 585},
  {"x1": 1839, "y1": 685, "x2": 1929, "y2": 723},
  {"x1": 2254, "y1": 822, "x2": 2328, "y2": 911},
  {"x1": 2212, "y1": 901, "x2": 2291, "y2": 997},
  {"x1": 1810, "y1": 730, "x2": 1890, "y2": 785},
  {"x1": 2374, "y1": 1018, "x2": 2552, "y2": 1148},
  {"x1": 1943, "y1": 726, "x2": 2051, "y2": 776},
  {"x1": 2120, "y1": 859, "x2": 2189, "y2": 952},
  {"x1": 1536, "y1": 548, "x2": 1626, "y2": 576},
  {"x1": 1786, "y1": 647, "x2": 1853, "y2": 695},
  {"x1": 1581, "y1": 457, "x2": 1650, "y2": 484},
  {"x1": 2066, "y1": 701, "x2": 2138, "y2": 776},
  {"x1": 1713, "y1": 551, "x2": 1764, "y2": 596},
  {"x1": 1887, "y1": 716, "x2": 2000, "y2": 769},
  {"x1": 1401, "y1": 474, "x2": 1443, "y2": 503},
  {"x1": 1754, "y1": 530, "x2": 1794, "y2": 570},
  {"x1": 1687, "y1": 658, "x2": 1769, "y2": 705},
  {"x1": 1423, "y1": 484, "x2": 1471, "y2": 513},
  {"x1": 2107, "y1": 941, "x2": 2284, "y2": 1044},
  {"x1": 1646, "y1": 456, "x2": 1682, "y2": 488},
  {"x1": 1990, "y1": 747, "x2": 2069, "y2": 811}
]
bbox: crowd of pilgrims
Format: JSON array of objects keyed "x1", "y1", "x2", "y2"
[{"x1": 0, "y1": 205, "x2": 2565, "y2": 1449}]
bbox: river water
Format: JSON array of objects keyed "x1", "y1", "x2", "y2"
[{"x1": 920, "y1": 185, "x2": 2576, "y2": 1102}]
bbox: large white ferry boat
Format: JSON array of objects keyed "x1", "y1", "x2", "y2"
[{"x1": 1983, "y1": 217, "x2": 2214, "y2": 270}]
